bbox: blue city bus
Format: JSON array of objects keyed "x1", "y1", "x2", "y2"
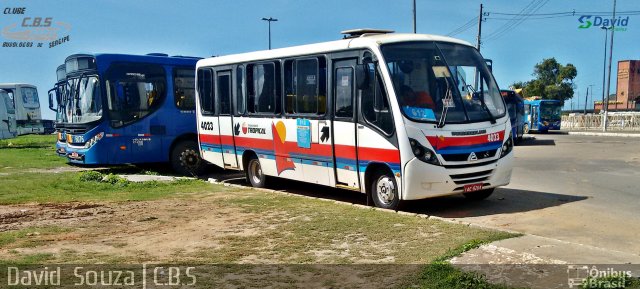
[
  {"x1": 501, "y1": 90, "x2": 524, "y2": 142},
  {"x1": 523, "y1": 98, "x2": 562, "y2": 133},
  {"x1": 50, "y1": 53, "x2": 206, "y2": 175}
]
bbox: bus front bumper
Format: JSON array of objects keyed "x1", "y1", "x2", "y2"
[{"x1": 402, "y1": 153, "x2": 513, "y2": 201}]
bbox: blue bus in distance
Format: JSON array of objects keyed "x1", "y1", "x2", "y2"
[
  {"x1": 523, "y1": 98, "x2": 562, "y2": 133},
  {"x1": 50, "y1": 53, "x2": 206, "y2": 175}
]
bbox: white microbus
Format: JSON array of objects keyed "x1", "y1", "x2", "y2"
[
  {"x1": 0, "y1": 83, "x2": 44, "y2": 135},
  {"x1": 196, "y1": 30, "x2": 513, "y2": 209},
  {"x1": 0, "y1": 89, "x2": 17, "y2": 139}
]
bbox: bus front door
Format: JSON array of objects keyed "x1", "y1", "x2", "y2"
[
  {"x1": 531, "y1": 105, "x2": 539, "y2": 131},
  {"x1": 216, "y1": 70, "x2": 239, "y2": 169},
  {"x1": 332, "y1": 59, "x2": 360, "y2": 190}
]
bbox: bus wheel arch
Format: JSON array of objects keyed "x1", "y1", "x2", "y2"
[
  {"x1": 169, "y1": 134, "x2": 205, "y2": 176},
  {"x1": 364, "y1": 163, "x2": 401, "y2": 210}
]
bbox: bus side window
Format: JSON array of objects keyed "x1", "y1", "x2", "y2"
[
  {"x1": 247, "y1": 63, "x2": 277, "y2": 114},
  {"x1": 197, "y1": 68, "x2": 215, "y2": 115},
  {"x1": 524, "y1": 104, "x2": 530, "y2": 114},
  {"x1": 284, "y1": 57, "x2": 327, "y2": 115},
  {"x1": 174, "y1": 68, "x2": 196, "y2": 110},
  {"x1": 361, "y1": 62, "x2": 393, "y2": 135},
  {"x1": 236, "y1": 66, "x2": 245, "y2": 115}
]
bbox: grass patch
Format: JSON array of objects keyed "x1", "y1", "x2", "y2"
[
  {"x1": 0, "y1": 171, "x2": 214, "y2": 204},
  {"x1": 0, "y1": 135, "x2": 55, "y2": 149},
  {"x1": 191, "y1": 192, "x2": 516, "y2": 264},
  {"x1": 0, "y1": 226, "x2": 73, "y2": 248},
  {"x1": 0, "y1": 135, "x2": 65, "y2": 171}
]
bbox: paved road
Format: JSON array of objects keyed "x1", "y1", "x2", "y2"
[{"x1": 208, "y1": 133, "x2": 640, "y2": 257}]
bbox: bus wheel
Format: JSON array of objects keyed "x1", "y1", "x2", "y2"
[
  {"x1": 523, "y1": 123, "x2": 530, "y2": 134},
  {"x1": 171, "y1": 140, "x2": 205, "y2": 176},
  {"x1": 463, "y1": 188, "x2": 495, "y2": 201},
  {"x1": 371, "y1": 170, "x2": 400, "y2": 210},
  {"x1": 246, "y1": 157, "x2": 266, "y2": 188}
]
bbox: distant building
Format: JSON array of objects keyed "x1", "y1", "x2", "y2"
[{"x1": 594, "y1": 60, "x2": 640, "y2": 111}]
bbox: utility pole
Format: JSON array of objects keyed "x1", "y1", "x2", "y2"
[
  {"x1": 584, "y1": 87, "x2": 589, "y2": 114},
  {"x1": 603, "y1": 0, "x2": 616, "y2": 131},
  {"x1": 589, "y1": 84, "x2": 594, "y2": 111},
  {"x1": 601, "y1": 26, "x2": 609, "y2": 114},
  {"x1": 412, "y1": 0, "x2": 417, "y2": 33},
  {"x1": 476, "y1": 4, "x2": 483, "y2": 51},
  {"x1": 261, "y1": 17, "x2": 278, "y2": 50}
]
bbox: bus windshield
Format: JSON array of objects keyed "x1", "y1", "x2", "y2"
[
  {"x1": 381, "y1": 42, "x2": 505, "y2": 124},
  {"x1": 66, "y1": 75, "x2": 103, "y2": 124},
  {"x1": 21, "y1": 87, "x2": 40, "y2": 108},
  {"x1": 540, "y1": 101, "x2": 561, "y2": 121}
]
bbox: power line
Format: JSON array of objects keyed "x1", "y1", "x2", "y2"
[
  {"x1": 484, "y1": 0, "x2": 550, "y2": 42},
  {"x1": 446, "y1": 16, "x2": 479, "y2": 36}
]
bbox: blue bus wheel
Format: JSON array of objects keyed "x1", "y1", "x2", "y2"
[{"x1": 171, "y1": 140, "x2": 205, "y2": 176}]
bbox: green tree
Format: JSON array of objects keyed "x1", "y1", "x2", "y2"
[{"x1": 511, "y1": 58, "x2": 577, "y2": 102}]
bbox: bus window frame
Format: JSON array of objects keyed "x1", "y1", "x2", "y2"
[
  {"x1": 173, "y1": 66, "x2": 197, "y2": 111},
  {"x1": 246, "y1": 61, "x2": 281, "y2": 117},
  {"x1": 234, "y1": 65, "x2": 245, "y2": 117},
  {"x1": 214, "y1": 67, "x2": 233, "y2": 116},
  {"x1": 283, "y1": 56, "x2": 328, "y2": 119},
  {"x1": 359, "y1": 56, "x2": 395, "y2": 138},
  {"x1": 197, "y1": 67, "x2": 216, "y2": 116}
]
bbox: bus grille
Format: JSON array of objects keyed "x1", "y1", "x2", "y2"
[
  {"x1": 449, "y1": 169, "x2": 493, "y2": 185},
  {"x1": 441, "y1": 149, "x2": 497, "y2": 162}
]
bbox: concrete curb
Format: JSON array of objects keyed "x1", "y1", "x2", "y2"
[{"x1": 567, "y1": 131, "x2": 640, "y2": 138}]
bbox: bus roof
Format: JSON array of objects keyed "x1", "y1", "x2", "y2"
[
  {"x1": 197, "y1": 33, "x2": 473, "y2": 68},
  {"x1": 0, "y1": 83, "x2": 37, "y2": 89}
]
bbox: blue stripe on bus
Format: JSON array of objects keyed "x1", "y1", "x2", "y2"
[{"x1": 437, "y1": 142, "x2": 502, "y2": 154}]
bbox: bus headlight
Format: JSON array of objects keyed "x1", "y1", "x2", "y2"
[
  {"x1": 500, "y1": 133, "x2": 513, "y2": 158},
  {"x1": 84, "y1": 132, "x2": 104, "y2": 149},
  {"x1": 409, "y1": 138, "x2": 440, "y2": 165}
]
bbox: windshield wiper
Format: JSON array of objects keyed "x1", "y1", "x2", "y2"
[{"x1": 437, "y1": 77, "x2": 453, "y2": 128}]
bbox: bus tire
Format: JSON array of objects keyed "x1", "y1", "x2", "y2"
[
  {"x1": 371, "y1": 170, "x2": 400, "y2": 210},
  {"x1": 463, "y1": 188, "x2": 495, "y2": 201},
  {"x1": 170, "y1": 140, "x2": 205, "y2": 176},
  {"x1": 523, "y1": 123, "x2": 529, "y2": 134},
  {"x1": 246, "y1": 157, "x2": 267, "y2": 188}
]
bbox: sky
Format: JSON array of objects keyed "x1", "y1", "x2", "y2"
[{"x1": 1, "y1": 0, "x2": 638, "y2": 120}]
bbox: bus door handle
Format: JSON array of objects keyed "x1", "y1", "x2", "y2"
[{"x1": 357, "y1": 125, "x2": 364, "y2": 129}]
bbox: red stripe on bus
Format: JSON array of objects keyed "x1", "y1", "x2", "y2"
[
  {"x1": 200, "y1": 134, "x2": 399, "y2": 163},
  {"x1": 426, "y1": 131, "x2": 504, "y2": 150}
]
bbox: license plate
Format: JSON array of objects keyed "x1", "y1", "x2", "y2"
[{"x1": 463, "y1": 183, "x2": 484, "y2": 193}]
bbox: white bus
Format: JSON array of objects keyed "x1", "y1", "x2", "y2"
[
  {"x1": 0, "y1": 89, "x2": 17, "y2": 139},
  {"x1": 195, "y1": 30, "x2": 513, "y2": 209},
  {"x1": 0, "y1": 83, "x2": 44, "y2": 135}
]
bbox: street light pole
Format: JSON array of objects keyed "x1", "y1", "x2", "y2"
[
  {"x1": 261, "y1": 17, "x2": 278, "y2": 50},
  {"x1": 603, "y1": 0, "x2": 616, "y2": 131},
  {"x1": 601, "y1": 26, "x2": 609, "y2": 114},
  {"x1": 412, "y1": 0, "x2": 417, "y2": 33}
]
